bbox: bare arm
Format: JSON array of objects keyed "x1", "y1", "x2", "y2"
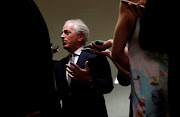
[
  {"x1": 89, "y1": 39, "x2": 130, "y2": 79},
  {"x1": 112, "y1": 1, "x2": 137, "y2": 73}
]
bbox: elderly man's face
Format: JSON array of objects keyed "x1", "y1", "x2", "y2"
[{"x1": 61, "y1": 22, "x2": 80, "y2": 53}]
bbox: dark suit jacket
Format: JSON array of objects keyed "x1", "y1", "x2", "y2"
[
  {"x1": 53, "y1": 51, "x2": 114, "y2": 117},
  {"x1": 4, "y1": 0, "x2": 57, "y2": 116}
]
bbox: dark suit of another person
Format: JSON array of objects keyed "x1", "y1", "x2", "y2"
[
  {"x1": 53, "y1": 50, "x2": 113, "y2": 117},
  {"x1": 4, "y1": 0, "x2": 58, "y2": 116}
]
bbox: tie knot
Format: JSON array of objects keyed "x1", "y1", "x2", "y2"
[
  {"x1": 70, "y1": 53, "x2": 75, "y2": 57},
  {"x1": 69, "y1": 53, "x2": 76, "y2": 62},
  {"x1": 70, "y1": 53, "x2": 79, "y2": 57}
]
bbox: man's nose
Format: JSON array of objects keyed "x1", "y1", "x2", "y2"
[{"x1": 61, "y1": 33, "x2": 65, "y2": 39}]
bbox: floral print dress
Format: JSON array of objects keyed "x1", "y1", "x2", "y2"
[{"x1": 128, "y1": 18, "x2": 169, "y2": 117}]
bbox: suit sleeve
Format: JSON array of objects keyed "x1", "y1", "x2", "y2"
[
  {"x1": 116, "y1": 70, "x2": 131, "y2": 86},
  {"x1": 88, "y1": 54, "x2": 114, "y2": 94}
]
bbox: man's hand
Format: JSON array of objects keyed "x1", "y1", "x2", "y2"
[{"x1": 66, "y1": 61, "x2": 91, "y2": 85}]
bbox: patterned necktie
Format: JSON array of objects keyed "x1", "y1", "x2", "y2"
[{"x1": 68, "y1": 53, "x2": 75, "y2": 86}]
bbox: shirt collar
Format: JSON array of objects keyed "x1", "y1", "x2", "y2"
[{"x1": 73, "y1": 45, "x2": 84, "y2": 56}]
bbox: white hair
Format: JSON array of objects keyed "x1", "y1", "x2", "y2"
[{"x1": 65, "y1": 19, "x2": 90, "y2": 44}]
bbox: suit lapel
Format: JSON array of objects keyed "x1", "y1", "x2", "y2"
[
  {"x1": 62, "y1": 56, "x2": 69, "y2": 85},
  {"x1": 63, "y1": 56, "x2": 69, "y2": 70},
  {"x1": 76, "y1": 51, "x2": 89, "y2": 69}
]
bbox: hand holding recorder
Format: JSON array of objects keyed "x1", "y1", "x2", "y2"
[
  {"x1": 50, "y1": 43, "x2": 59, "y2": 55},
  {"x1": 121, "y1": 0, "x2": 146, "y2": 17}
]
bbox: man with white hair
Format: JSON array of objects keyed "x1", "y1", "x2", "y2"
[{"x1": 53, "y1": 19, "x2": 114, "y2": 117}]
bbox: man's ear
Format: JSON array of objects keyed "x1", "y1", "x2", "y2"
[{"x1": 78, "y1": 32, "x2": 85, "y2": 42}]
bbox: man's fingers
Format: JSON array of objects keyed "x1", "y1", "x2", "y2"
[
  {"x1": 69, "y1": 62, "x2": 81, "y2": 70},
  {"x1": 67, "y1": 72, "x2": 78, "y2": 80},
  {"x1": 66, "y1": 64, "x2": 77, "y2": 73}
]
